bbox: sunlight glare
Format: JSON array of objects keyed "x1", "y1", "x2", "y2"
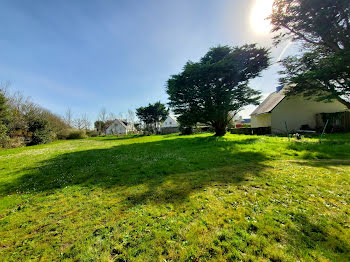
[{"x1": 250, "y1": 0, "x2": 274, "y2": 34}]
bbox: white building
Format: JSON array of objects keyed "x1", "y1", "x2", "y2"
[
  {"x1": 160, "y1": 115, "x2": 178, "y2": 128},
  {"x1": 250, "y1": 86, "x2": 349, "y2": 134},
  {"x1": 159, "y1": 115, "x2": 179, "y2": 134},
  {"x1": 105, "y1": 119, "x2": 134, "y2": 135}
]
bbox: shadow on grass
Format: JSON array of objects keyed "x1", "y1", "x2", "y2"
[
  {"x1": 94, "y1": 134, "x2": 146, "y2": 141},
  {"x1": 287, "y1": 213, "x2": 350, "y2": 260},
  {"x1": 286, "y1": 139, "x2": 350, "y2": 161},
  {"x1": 2, "y1": 136, "x2": 266, "y2": 204}
]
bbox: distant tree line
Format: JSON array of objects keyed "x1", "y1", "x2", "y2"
[
  {"x1": 0, "y1": 84, "x2": 69, "y2": 147},
  {"x1": 0, "y1": 84, "x2": 99, "y2": 148}
]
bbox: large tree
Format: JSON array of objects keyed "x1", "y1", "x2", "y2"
[
  {"x1": 136, "y1": 102, "x2": 168, "y2": 133},
  {"x1": 270, "y1": 0, "x2": 350, "y2": 103},
  {"x1": 166, "y1": 45, "x2": 270, "y2": 136}
]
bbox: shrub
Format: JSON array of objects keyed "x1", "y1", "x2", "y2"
[
  {"x1": 67, "y1": 130, "x2": 87, "y2": 140},
  {"x1": 9, "y1": 137, "x2": 25, "y2": 148},
  {"x1": 56, "y1": 129, "x2": 71, "y2": 140},
  {"x1": 86, "y1": 130, "x2": 99, "y2": 137},
  {"x1": 0, "y1": 123, "x2": 10, "y2": 148},
  {"x1": 27, "y1": 119, "x2": 52, "y2": 146},
  {"x1": 179, "y1": 125, "x2": 193, "y2": 135}
]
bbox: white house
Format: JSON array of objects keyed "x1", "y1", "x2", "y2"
[
  {"x1": 250, "y1": 86, "x2": 349, "y2": 134},
  {"x1": 105, "y1": 119, "x2": 134, "y2": 135},
  {"x1": 160, "y1": 115, "x2": 178, "y2": 128},
  {"x1": 159, "y1": 115, "x2": 179, "y2": 134}
]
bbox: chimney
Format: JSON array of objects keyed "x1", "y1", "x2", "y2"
[{"x1": 276, "y1": 85, "x2": 283, "y2": 92}]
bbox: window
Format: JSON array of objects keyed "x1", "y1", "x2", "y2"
[
  {"x1": 165, "y1": 122, "x2": 167, "y2": 125},
  {"x1": 169, "y1": 121, "x2": 172, "y2": 125}
]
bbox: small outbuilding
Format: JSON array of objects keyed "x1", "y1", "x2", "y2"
[
  {"x1": 105, "y1": 119, "x2": 134, "y2": 135},
  {"x1": 250, "y1": 86, "x2": 349, "y2": 134}
]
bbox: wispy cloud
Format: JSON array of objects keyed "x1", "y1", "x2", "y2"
[{"x1": 276, "y1": 40, "x2": 293, "y2": 63}]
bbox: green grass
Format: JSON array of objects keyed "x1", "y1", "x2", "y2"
[{"x1": 0, "y1": 133, "x2": 350, "y2": 261}]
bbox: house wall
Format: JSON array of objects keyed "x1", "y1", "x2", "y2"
[
  {"x1": 161, "y1": 116, "x2": 178, "y2": 128},
  {"x1": 106, "y1": 122, "x2": 127, "y2": 135},
  {"x1": 271, "y1": 96, "x2": 348, "y2": 134},
  {"x1": 160, "y1": 127, "x2": 179, "y2": 135},
  {"x1": 251, "y1": 113, "x2": 271, "y2": 128}
]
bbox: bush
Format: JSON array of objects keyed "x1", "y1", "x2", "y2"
[
  {"x1": 67, "y1": 130, "x2": 87, "y2": 140},
  {"x1": 0, "y1": 123, "x2": 10, "y2": 148},
  {"x1": 27, "y1": 119, "x2": 52, "y2": 146},
  {"x1": 9, "y1": 137, "x2": 25, "y2": 148},
  {"x1": 29, "y1": 129, "x2": 53, "y2": 145},
  {"x1": 56, "y1": 129, "x2": 71, "y2": 140},
  {"x1": 179, "y1": 125, "x2": 193, "y2": 135},
  {"x1": 86, "y1": 130, "x2": 99, "y2": 137}
]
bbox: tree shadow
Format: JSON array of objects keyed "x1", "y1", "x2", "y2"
[
  {"x1": 286, "y1": 139, "x2": 350, "y2": 163},
  {"x1": 286, "y1": 213, "x2": 350, "y2": 260},
  {"x1": 93, "y1": 134, "x2": 146, "y2": 141},
  {"x1": 1, "y1": 136, "x2": 267, "y2": 205},
  {"x1": 291, "y1": 159, "x2": 350, "y2": 171}
]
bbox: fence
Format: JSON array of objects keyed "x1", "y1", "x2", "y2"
[
  {"x1": 230, "y1": 126, "x2": 271, "y2": 135},
  {"x1": 160, "y1": 127, "x2": 179, "y2": 135},
  {"x1": 315, "y1": 111, "x2": 350, "y2": 133}
]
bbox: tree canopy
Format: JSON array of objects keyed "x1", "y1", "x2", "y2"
[
  {"x1": 166, "y1": 45, "x2": 270, "y2": 136},
  {"x1": 270, "y1": 0, "x2": 350, "y2": 103},
  {"x1": 136, "y1": 102, "x2": 168, "y2": 132}
]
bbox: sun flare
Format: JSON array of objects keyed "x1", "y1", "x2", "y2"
[{"x1": 250, "y1": 0, "x2": 274, "y2": 34}]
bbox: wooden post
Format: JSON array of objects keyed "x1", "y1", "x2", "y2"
[
  {"x1": 285, "y1": 121, "x2": 290, "y2": 141},
  {"x1": 319, "y1": 119, "x2": 329, "y2": 144}
]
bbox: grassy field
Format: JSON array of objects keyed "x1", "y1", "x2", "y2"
[{"x1": 0, "y1": 133, "x2": 350, "y2": 261}]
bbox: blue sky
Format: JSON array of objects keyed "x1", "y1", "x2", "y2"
[{"x1": 0, "y1": 0, "x2": 297, "y2": 120}]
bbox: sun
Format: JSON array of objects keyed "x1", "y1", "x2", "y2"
[{"x1": 250, "y1": 0, "x2": 274, "y2": 34}]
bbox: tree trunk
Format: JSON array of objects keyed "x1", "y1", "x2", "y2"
[{"x1": 214, "y1": 121, "x2": 226, "y2": 136}]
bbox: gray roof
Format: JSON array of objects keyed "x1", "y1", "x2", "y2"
[{"x1": 250, "y1": 89, "x2": 286, "y2": 116}]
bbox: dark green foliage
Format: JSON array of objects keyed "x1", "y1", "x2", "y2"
[
  {"x1": 136, "y1": 102, "x2": 168, "y2": 133},
  {"x1": 0, "y1": 92, "x2": 10, "y2": 125},
  {"x1": 94, "y1": 120, "x2": 105, "y2": 134},
  {"x1": 166, "y1": 45, "x2": 270, "y2": 136},
  {"x1": 0, "y1": 122, "x2": 10, "y2": 148},
  {"x1": 0, "y1": 91, "x2": 10, "y2": 147},
  {"x1": 270, "y1": 0, "x2": 350, "y2": 103},
  {"x1": 27, "y1": 119, "x2": 52, "y2": 145},
  {"x1": 179, "y1": 125, "x2": 193, "y2": 135}
]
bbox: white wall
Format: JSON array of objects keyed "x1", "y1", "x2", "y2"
[
  {"x1": 106, "y1": 121, "x2": 127, "y2": 135},
  {"x1": 271, "y1": 96, "x2": 348, "y2": 133},
  {"x1": 251, "y1": 113, "x2": 271, "y2": 128},
  {"x1": 161, "y1": 116, "x2": 178, "y2": 128}
]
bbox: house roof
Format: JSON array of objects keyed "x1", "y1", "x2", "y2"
[
  {"x1": 106, "y1": 119, "x2": 130, "y2": 130},
  {"x1": 163, "y1": 115, "x2": 178, "y2": 123},
  {"x1": 251, "y1": 86, "x2": 350, "y2": 116},
  {"x1": 250, "y1": 89, "x2": 286, "y2": 116}
]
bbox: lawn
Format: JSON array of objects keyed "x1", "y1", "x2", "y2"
[{"x1": 0, "y1": 133, "x2": 350, "y2": 261}]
